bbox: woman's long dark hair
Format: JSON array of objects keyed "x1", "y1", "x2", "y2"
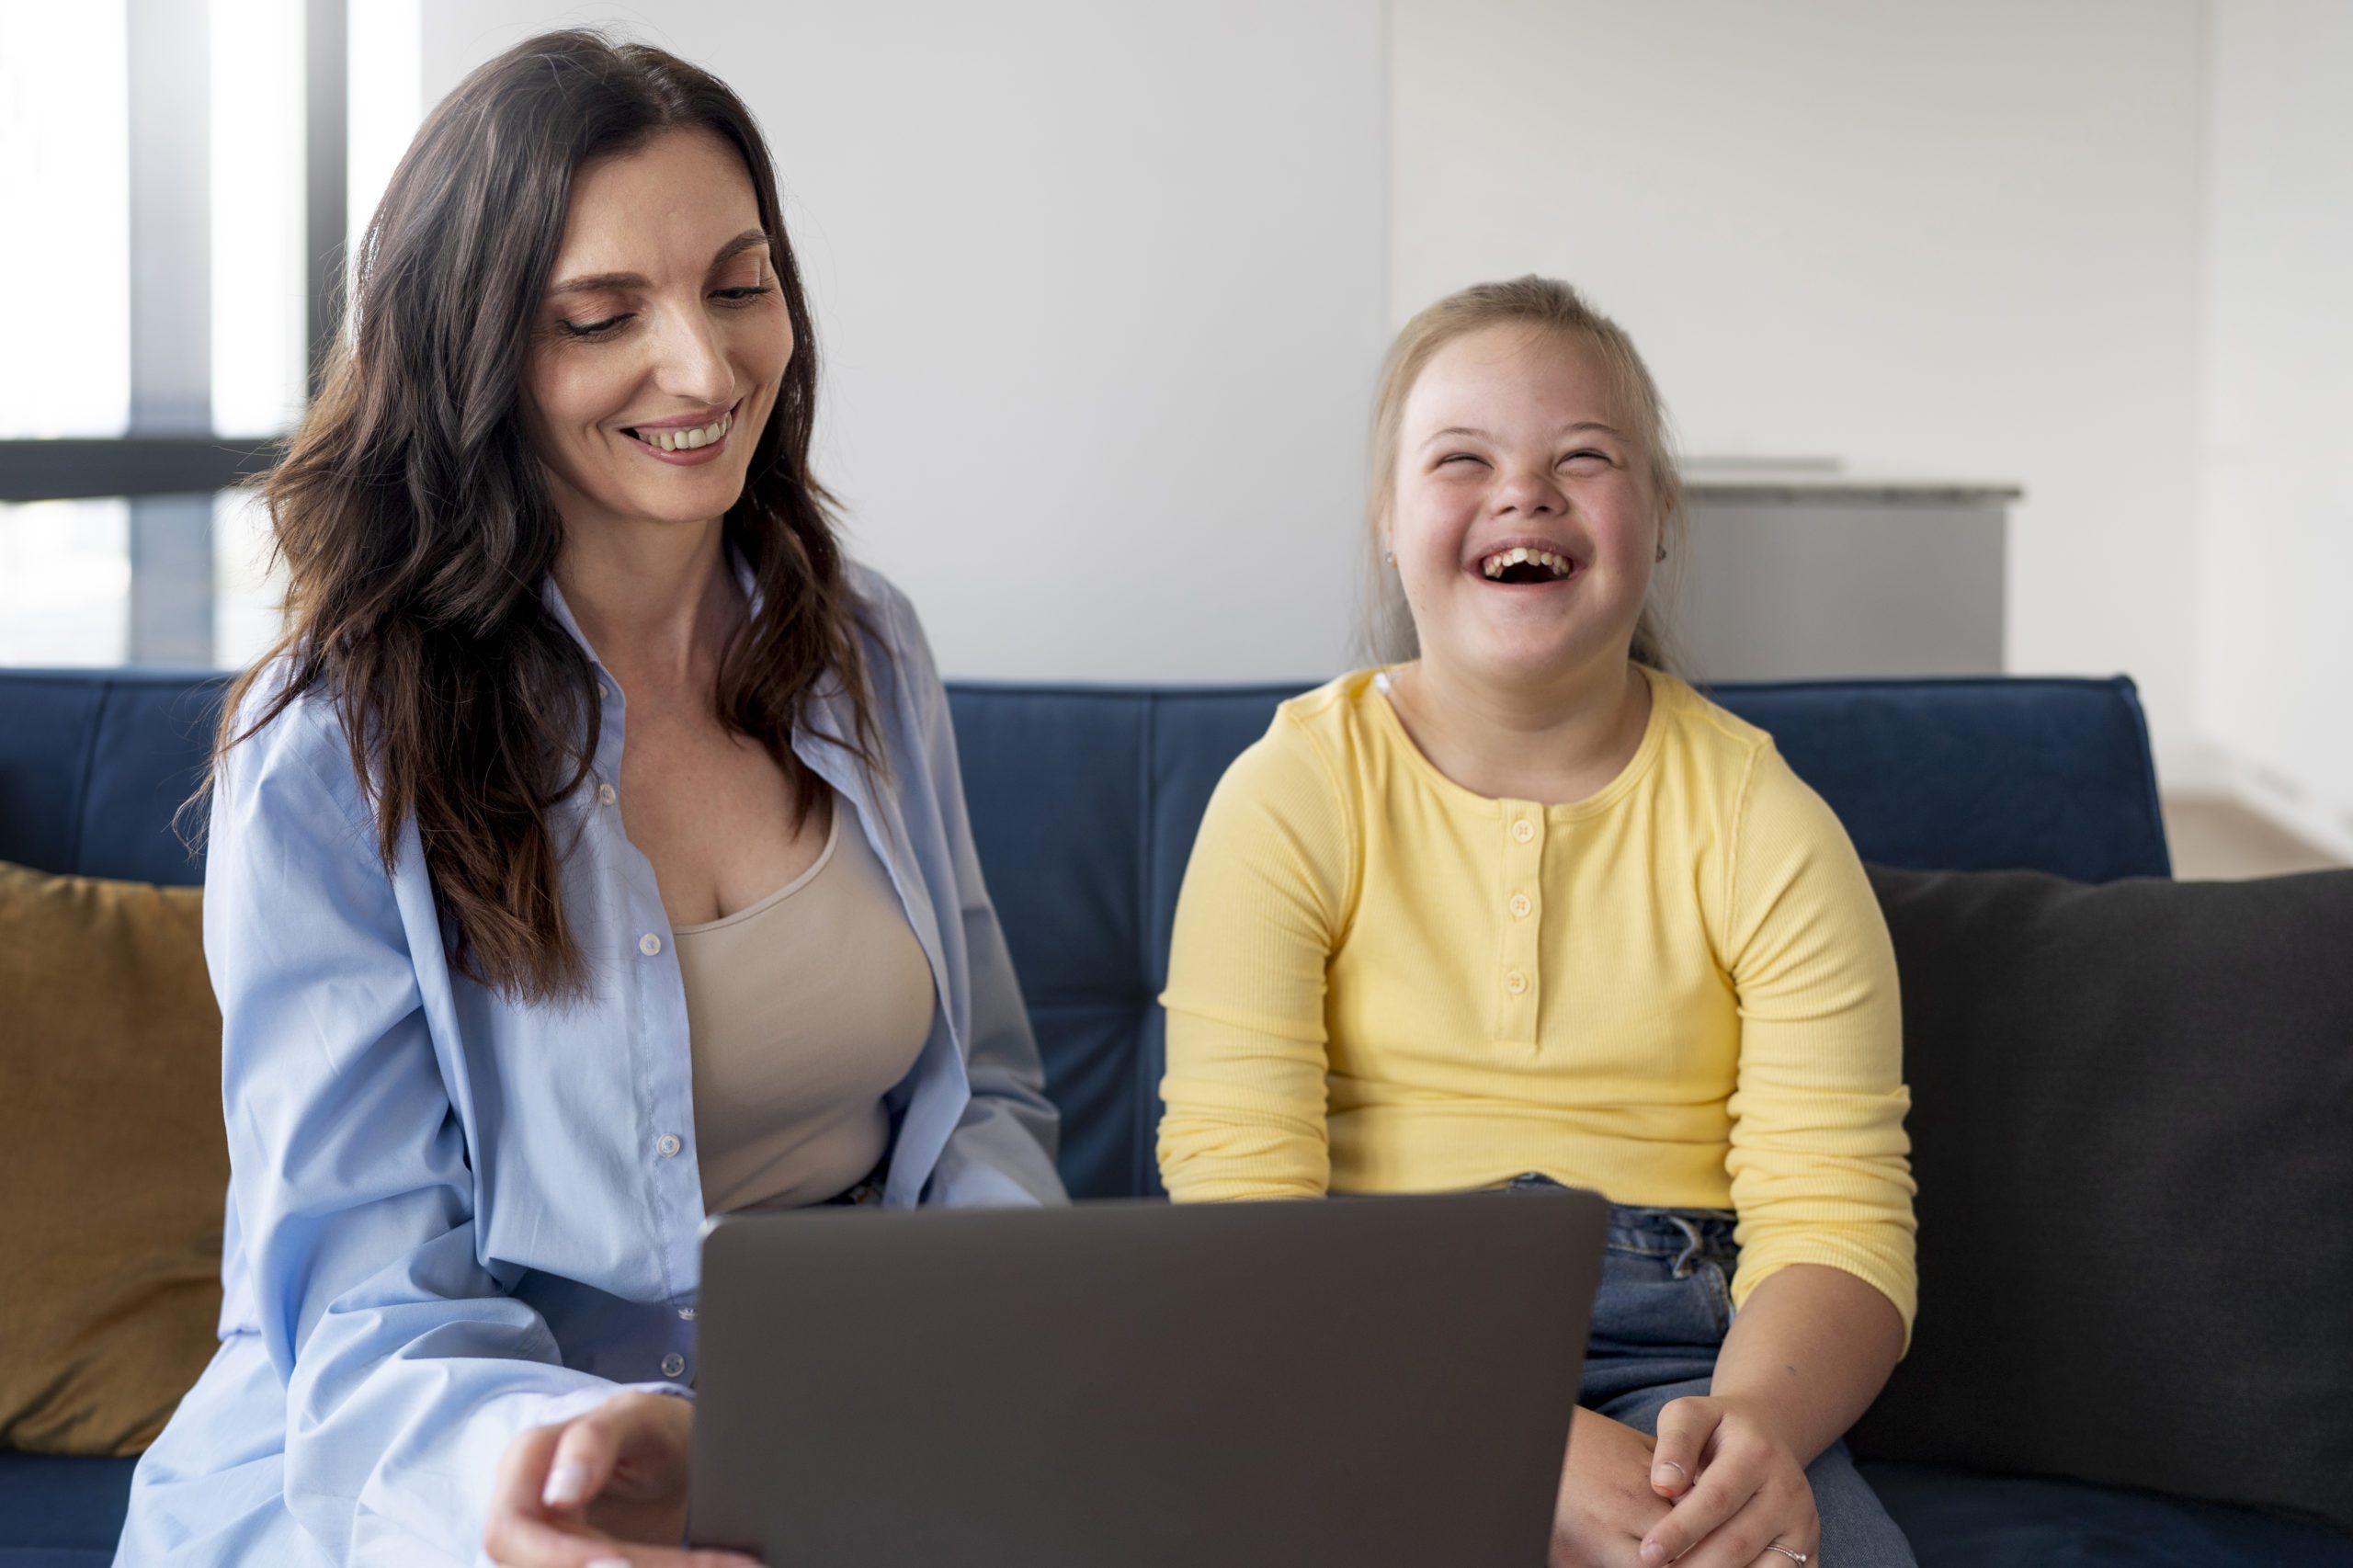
[{"x1": 203, "y1": 30, "x2": 878, "y2": 1004}]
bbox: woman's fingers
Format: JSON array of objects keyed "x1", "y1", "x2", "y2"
[
  {"x1": 494, "y1": 1516, "x2": 762, "y2": 1568},
  {"x1": 542, "y1": 1406, "x2": 626, "y2": 1512},
  {"x1": 1647, "y1": 1395, "x2": 1720, "y2": 1500},
  {"x1": 489, "y1": 1498, "x2": 764, "y2": 1568},
  {"x1": 484, "y1": 1425, "x2": 612, "y2": 1567},
  {"x1": 489, "y1": 1422, "x2": 569, "y2": 1535},
  {"x1": 485, "y1": 1413, "x2": 761, "y2": 1568}
]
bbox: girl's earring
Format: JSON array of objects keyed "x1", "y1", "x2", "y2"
[
  {"x1": 1383, "y1": 549, "x2": 1396, "y2": 568},
  {"x1": 1655, "y1": 543, "x2": 1668, "y2": 563}
]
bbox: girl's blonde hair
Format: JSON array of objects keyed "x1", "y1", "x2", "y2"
[{"x1": 1363, "y1": 275, "x2": 1685, "y2": 671}]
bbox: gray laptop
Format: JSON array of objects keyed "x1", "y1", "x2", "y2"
[{"x1": 688, "y1": 1188, "x2": 1608, "y2": 1567}]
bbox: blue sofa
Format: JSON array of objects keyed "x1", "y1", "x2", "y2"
[{"x1": 3, "y1": 665, "x2": 2347, "y2": 1567}]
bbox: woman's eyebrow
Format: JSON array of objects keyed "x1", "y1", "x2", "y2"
[
  {"x1": 547, "y1": 270, "x2": 643, "y2": 299},
  {"x1": 545, "y1": 231, "x2": 772, "y2": 298},
  {"x1": 706, "y1": 229, "x2": 771, "y2": 269}
]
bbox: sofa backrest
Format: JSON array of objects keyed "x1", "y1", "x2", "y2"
[{"x1": 0, "y1": 668, "x2": 2169, "y2": 1199}]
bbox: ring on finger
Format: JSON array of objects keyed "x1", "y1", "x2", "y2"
[{"x1": 1761, "y1": 1546, "x2": 1809, "y2": 1566}]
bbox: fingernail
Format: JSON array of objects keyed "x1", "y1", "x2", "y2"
[
  {"x1": 1641, "y1": 1543, "x2": 1667, "y2": 1567},
  {"x1": 542, "y1": 1460, "x2": 591, "y2": 1507},
  {"x1": 1652, "y1": 1459, "x2": 1686, "y2": 1485}
]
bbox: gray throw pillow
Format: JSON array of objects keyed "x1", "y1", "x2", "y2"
[{"x1": 1851, "y1": 866, "x2": 2353, "y2": 1537}]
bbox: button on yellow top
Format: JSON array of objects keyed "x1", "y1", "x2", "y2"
[
  {"x1": 1504, "y1": 969, "x2": 1529, "y2": 995},
  {"x1": 1510, "y1": 818, "x2": 1536, "y2": 844},
  {"x1": 1509, "y1": 892, "x2": 1532, "y2": 919}
]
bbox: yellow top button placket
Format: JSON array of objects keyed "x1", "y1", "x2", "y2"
[{"x1": 1498, "y1": 805, "x2": 1543, "y2": 1048}]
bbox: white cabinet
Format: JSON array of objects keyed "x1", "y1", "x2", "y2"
[{"x1": 1673, "y1": 472, "x2": 2017, "y2": 683}]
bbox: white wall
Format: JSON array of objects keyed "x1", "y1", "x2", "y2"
[
  {"x1": 410, "y1": 6, "x2": 2347, "y2": 843},
  {"x1": 2197, "y1": 1, "x2": 2353, "y2": 859},
  {"x1": 419, "y1": 2, "x2": 1388, "y2": 683},
  {"x1": 1388, "y1": 0, "x2": 2211, "y2": 777}
]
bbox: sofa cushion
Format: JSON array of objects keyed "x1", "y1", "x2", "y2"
[
  {"x1": 1854, "y1": 866, "x2": 2353, "y2": 1536},
  {"x1": 1709, "y1": 676, "x2": 2170, "y2": 883},
  {"x1": 1862, "y1": 1462, "x2": 2353, "y2": 1566},
  {"x1": 0, "y1": 1452, "x2": 138, "y2": 1565},
  {"x1": 0, "y1": 862, "x2": 225, "y2": 1456},
  {"x1": 0, "y1": 671, "x2": 223, "y2": 887}
]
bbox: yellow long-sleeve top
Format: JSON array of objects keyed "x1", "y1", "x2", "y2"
[{"x1": 1157, "y1": 665, "x2": 1917, "y2": 1335}]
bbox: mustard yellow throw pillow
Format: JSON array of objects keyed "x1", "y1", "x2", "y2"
[{"x1": 0, "y1": 859, "x2": 226, "y2": 1456}]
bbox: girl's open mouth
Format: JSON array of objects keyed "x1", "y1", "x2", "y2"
[{"x1": 1475, "y1": 545, "x2": 1578, "y2": 585}]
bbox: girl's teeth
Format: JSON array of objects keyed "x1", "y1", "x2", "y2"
[{"x1": 1481, "y1": 546, "x2": 1572, "y2": 580}]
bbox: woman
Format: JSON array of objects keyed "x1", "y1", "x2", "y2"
[
  {"x1": 115, "y1": 31, "x2": 1062, "y2": 1568},
  {"x1": 1158, "y1": 278, "x2": 1918, "y2": 1567}
]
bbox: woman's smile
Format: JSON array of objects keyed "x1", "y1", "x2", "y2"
[{"x1": 620, "y1": 397, "x2": 740, "y2": 464}]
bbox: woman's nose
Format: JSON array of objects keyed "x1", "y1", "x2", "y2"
[{"x1": 651, "y1": 305, "x2": 733, "y2": 403}]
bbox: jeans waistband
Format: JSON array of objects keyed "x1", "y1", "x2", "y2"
[
  {"x1": 1501, "y1": 1174, "x2": 1735, "y2": 1272},
  {"x1": 1604, "y1": 1204, "x2": 1738, "y2": 1265}
]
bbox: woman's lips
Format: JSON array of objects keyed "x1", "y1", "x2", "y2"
[{"x1": 622, "y1": 401, "x2": 738, "y2": 466}]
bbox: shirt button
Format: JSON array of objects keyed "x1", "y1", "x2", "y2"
[
  {"x1": 661, "y1": 1352, "x2": 687, "y2": 1380},
  {"x1": 597, "y1": 782, "x2": 617, "y2": 807},
  {"x1": 655, "y1": 1132, "x2": 682, "y2": 1158},
  {"x1": 1505, "y1": 969, "x2": 1529, "y2": 996},
  {"x1": 1509, "y1": 892, "x2": 1532, "y2": 919},
  {"x1": 639, "y1": 932, "x2": 663, "y2": 956},
  {"x1": 1511, "y1": 818, "x2": 1536, "y2": 844}
]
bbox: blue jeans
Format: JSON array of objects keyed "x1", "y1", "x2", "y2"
[{"x1": 1508, "y1": 1177, "x2": 1918, "y2": 1565}]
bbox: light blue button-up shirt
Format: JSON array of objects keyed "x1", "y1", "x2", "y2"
[{"x1": 115, "y1": 564, "x2": 1065, "y2": 1566}]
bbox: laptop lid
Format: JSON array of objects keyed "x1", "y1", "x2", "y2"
[{"x1": 688, "y1": 1188, "x2": 1607, "y2": 1567}]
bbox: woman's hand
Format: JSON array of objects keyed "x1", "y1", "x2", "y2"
[
  {"x1": 1551, "y1": 1406, "x2": 1673, "y2": 1566},
  {"x1": 1635, "y1": 1393, "x2": 1819, "y2": 1567},
  {"x1": 483, "y1": 1391, "x2": 762, "y2": 1568}
]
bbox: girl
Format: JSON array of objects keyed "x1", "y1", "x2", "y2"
[
  {"x1": 1159, "y1": 278, "x2": 1917, "y2": 1568},
  {"x1": 115, "y1": 32, "x2": 1062, "y2": 1568}
]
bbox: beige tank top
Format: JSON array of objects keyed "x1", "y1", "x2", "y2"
[{"x1": 673, "y1": 791, "x2": 936, "y2": 1213}]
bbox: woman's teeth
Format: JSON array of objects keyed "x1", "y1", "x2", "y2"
[
  {"x1": 632, "y1": 411, "x2": 732, "y2": 452},
  {"x1": 1482, "y1": 545, "x2": 1573, "y2": 581}
]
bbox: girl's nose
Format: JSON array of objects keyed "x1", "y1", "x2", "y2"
[{"x1": 1492, "y1": 467, "x2": 1565, "y2": 517}]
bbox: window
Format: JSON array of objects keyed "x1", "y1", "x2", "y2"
[
  {"x1": 0, "y1": 0, "x2": 421, "y2": 667},
  {"x1": 0, "y1": 3, "x2": 131, "y2": 440}
]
